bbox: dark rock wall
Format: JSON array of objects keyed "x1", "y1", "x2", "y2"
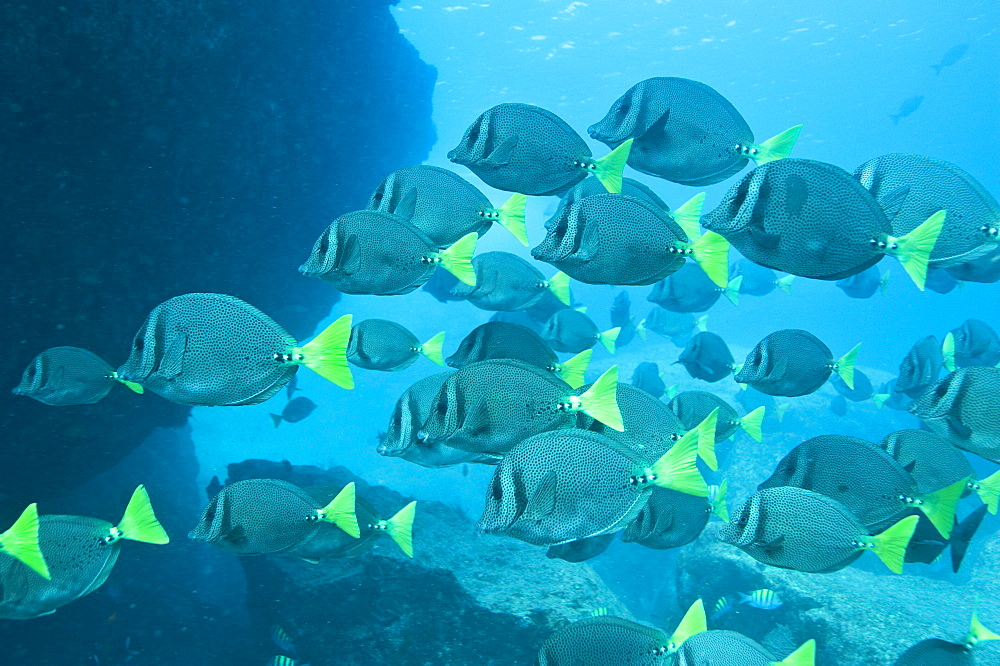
[{"x1": 0, "y1": 0, "x2": 436, "y2": 512}]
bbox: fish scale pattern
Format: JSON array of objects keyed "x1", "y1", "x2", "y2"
[
  {"x1": 446, "y1": 321, "x2": 557, "y2": 370},
  {"x1": 669, "y1": 390, "x2": 740, "y2": 441},
  {"x1": 911, "y1": 366, "x2": 1000, "y2": 463},
  {"x1": 449, "y1": 251, "x2": 548, "y2": 311},
  {"x1": 117, "y1": 293, "x2": 298, "y2": 406},
  {"x1": 879, "y1": 430, "x2": 975, "y2": 495},
  {"x1": 542, "y1": 309, "x2": 601, "y2": 353},
  {"x1": 622, "y1": 487, "x2": 710, "y2": 550},
  {"x1": 895, "y1": 335, "x2": 943, "y2": 397},
  {"x1": 577, "y1": 382, "x2": 683, "y2": 461},
  {"x1": 735, "y1": 329, "x2": 834, "y2": 397},
  {"x1": 647, "y1": 263, "x2": 720, "y2": 313},
  {"x1": 537, "y1": 616, "x2": 670, "y2": 666}
]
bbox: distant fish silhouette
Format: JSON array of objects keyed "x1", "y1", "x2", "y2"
[
  {"x1": 931, "y1": 43, "x2": 969, "y2": 75},
  {"x1": 890, "y1": 96, "x2": 923, "y2": 125}
]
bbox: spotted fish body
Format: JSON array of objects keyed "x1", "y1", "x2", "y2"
[
  {"x1": 855, "y1": 153, "x2": 999, "y2": 267},
  {"x1": 544, "y1": 176, "x2": 671, "y2": 232},
  {"x1": 735, "y1": 329, "x2": 851, "y2": 398},
  {"x1": 668, "y1": 391, "x2": 743, "y2": 442},
  {"x1": 366, "y1": 165, "x2": 513, "y2": 247},
  {"x1": 576, "y1": 382, "x2": 685, "y2": 462},
  {"x1": 347, "y1": 318, "x2": 439, "y2": 371},
  {"x1": 542, "y1": 309, "x2": 615, "y2": 354},
  {"x1": 879, "y1": 430, "x2": 976, "y2": 498},
  {"x1": 377, "y1": 372, "x2": 492, "y2": 468},
  {"x1": 647, "y1": 264, "x2": 724, "y2": 313},
  {"x1": 447, "y1": 322, "x2": 557, "y2": 369},
  {"x1": 674, "y1": 630, "x2": 783, "y2": 666},
  {"x1": 896, "y1": 335, "x2": 944, "y2": 399},
  {"x1": 910, "y1": 367, "x2": 1000, "y2": 463},
  {"x1": 536, "y1": 615, "x2": 671, "y2": 665},
  {"x1": 189, "y1": 479, "x2": 338, "y2": 555},
  {"x1": 622, "y1": 488, "x2": 711, "y2": 550},
  {"x1": 448, "y1": 252, "x2": 563, "y2": 312},
  {"x1": 948, "y1": 319, "x2": 1000, "y2": 369},
  {"x1": 448, "y1": 103, "x2": 595, "y2": 196},
  {"x1": 291, "y1": 495, "x2": 381, "y2": 561},
  {"x1": 589, "y1": 77, "x2": 757, "y2": 186},
  {"x1": 12, "y1": 346, "x2": 119, "y2": 406},
  {"x1": 678, "y1": 333, "x2": 735, "y2": 383},
  {"x1": 720, "y1": 486, "x2": 917, "y2": 573},
  {"x1": 702, "y1": 159, "x2": 942, "y2": 286}
]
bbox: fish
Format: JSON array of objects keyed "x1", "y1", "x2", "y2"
[
  {"x1": 925, "y1": 267, "x2": 960, "y2": 294},
  {"x1": 622, "y1": 483, "x2": 727, "y2": 550},
  {"x1": 448, "y1": 102, "x2": 633, "y2": 196},
  {"x1": 830, "y1": 368, "x2": 874, "y2": 402},
  {"x1": 545, "y1": 532, "x2": 616, "y2": 563},
  {"x1": 892, "y1": 606, "x2": 998, "y2": 666},
  {"x1": 292, "y1": 491, "x2": 416, "y2": 560},
  {"x1": 588, "y1": 77, "x2": 801, "y2": 186},
  {"x1": 268, "y1": 657, "x2": 308, "y2": 666},
  {"x1": 347, "y1": 318, "x2": 445, "y2": 371},
  {"x1": 448, "y1": 251, "x2": 571, "y2": 311},
  {"x1": 116, "y1": 294, "x2": 354, "y2": 406},
  {"x1": 609, "y1": 290, "x2": 637, "y2": 349},
  {"x1": 903, "y1": 506, "x2": 988, "y2": 573},
  {"x1": 758, "y1": 435, "x2": 965, "y2": 537},
  {"x1": 854, "y1": 154, "x2": 1000, "y2": 267},
  {"x1": 875, "y1": 379, "x2": 915, "y2": 412},
  {"x1": 647, "y1": 263, "x2": 741, "y2": 313},
  {"x1": 910, "y1": 367, "x2": 1000, "y2": 463},
  {"x1": 377, "y1": 372, "x2": 494, "y2": 468},
  {"x1": 532, "y1": 189, "x2": 731, "y2": 288},
  {"x1": 270, "y1": 625, "x2": 297, "y2": 655},
  {"x1": 735, "y1": 329, "x2": 860, "y2": 398},
  {"x1": 943, "y1": 319, "x2": 1000, "y2": 371},
  {"x1": 420, "y1": 268, "x2": 467, "y2": 303},
  {"x1": 637, "y1": 307, "x2": 698, "y2": 343},
  {"x1": 733, "y1": 260, "x2": 795, "y2": 297},
  {"x1": 678, "y1": 332, "x2": 737, "y2": 383},
  {"x1": 891, "y1": 96, "x2": 924, "y2": 125},
  {"x1": 367, "y1": 164, "x2": 529, "y2": 246},
  {"x1": 947, "y1": 245, "x2": 1000, "y2": 284},
  {"x1": 931, "y1": 43, "x2": 969, "y2": 75},
  {"x1": 0, "y1": 504, "x2": 48, "y2": 581},
  {"x1": 720, "y1": 486, "x2": 920, "y2": 574},
  {"x1": 710, "y1": 597, "x2": 733, "y2": 621},
  {"x1": 12, "y1": 346, "x2": 142, "y2": 406},
  {"x1": 479, "y1": 428, "x2": 706, "y2": 546},
  {"x1": 701, "y1": 158, "x2": 945, "y2": 289},
  {"x1": 734, "y1": 386, "x2": 776, "y2": 419},
  {"x1": 0, "y1": 486, "x2": 169, "y2": 620},
  {"x1": 418, "y1": 361, "x2": 623, "y2": 457},
  {"x1": 298, "y1": 210, "x2": 477, "y2": 295},
  {"x1": 675, "y1": 631, "x2": 814, "y2": 666},
  {"x1": 738, "y1": 589, "x2": 783, "y2": 611},
  {"x1": 446, "y1": 321, "x2": 591, "y2": 388},
  {"x1": 269, "y1": 396, "x2": 318, "y2": 428},
  {"x1": 631, "y1": 362, "x2": 666, "y2": 399},
  {"x1": 536, "y1": 615, "x2": 672, "y2": 665},
  {"x1": 542, "y1": 308, "x2": 620, "y2": 354},
  {"x1": 836, "y1": 265, "x2": 889, "y2": 299},
  {"x1": 285, "y1": 373, "x2": 300, "y2": 399},
  {"x1": 188, "y1": 479, "x2": 359, "y2": 555},
  {"x1": 896, "y1": 335, "x2": 944, "y2": 399},
  {"x1": 668, "y1": 390, "x2": 765, "y2": 442}
]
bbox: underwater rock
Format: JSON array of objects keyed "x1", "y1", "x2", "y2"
[
  {"x1": 1, "y1": 0, "x2": 436, "y2": 507},
  {"x1": 675, "y1": 525, "x2": 1000, "y2": 666},
  {"x1": 227, "y1": 459, "x2": 631, "y2": 666}
]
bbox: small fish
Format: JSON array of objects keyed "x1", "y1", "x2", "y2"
[
  {"x1": 542, "y1": 309, "x2": 620, "y2": 354},
  {"x1": 925, "y1": 267, "x2": 959, "y2": 294},
  {"x1": 738, "y1": 589, "x2": 783, "y2": 611},
  {"x1": 270, "y1": 625, "x2": 297, "y2": 655},
  {"x1": 448, "y1": 102, "x2": 632, "y2": 196},
  {"x1": 637, "y1": 307, "x2": 697, "y2": 342},
  {"x1": 829, "y1": 394, "x2": 848, "y2": 417},
  {"x1": 830, "y1": 368, "x2": 873, "y2": 402},
  {"x1": 891, "y1": 96, "x2": 924, "y2": 125},
  {"x1": 268, "y1": 657, "x2": 308, "y2": 666},
  {"x1": 836, "y1": 265, "x2": 888, "y2": 299},
  {"x1": 669, "y1": 390, "x2": 765, "y2": 443},
  {"x1": 631, "y1": 362, "x2": 666, "y2": 399},
  {"x1": 609, "y1": 291, "x2": 637, "y2": 349},
  {"x1": 677, "y1": 332, "x2": 736, "y2": 383},
  {"x1": 270, "y1": 397, "x2": 318, "y2": 428},
  {"x1": 710, "y1": 596, "x2": 732, "y2": 621},
  {"x1": 895, "y1": 335, "x2": 944, "y2": 399},
  {"x1": 735, "y1": 329, "x2": 859, "y2": 398},
  {"x1": 12, "y1": 346, "x2": 142, "y2": 406},
  {"x1": 931, "y1": 44, "x2": 969, "y2": 75},
  {"x1": 449, "y1": 251, "x2": 571, "y2": 312},
  {"x1": 588, "y1": 76, "x2": 801, "y2": 186},
  {"x1": 943, "y1": 319, "x2": 1000, "y2": 370},
  {"x1": 734, "y1": 260, "x2": 795, "y2": 297},
  {"x1": 347, "y1": 319, "x2": 445, "y2": 371},
  {"x1": 647, "y1": 263, "x2": 740, "y2": 313},
  {"x1": 292, "y1": 494, "x2": 416, "y2": 560}
]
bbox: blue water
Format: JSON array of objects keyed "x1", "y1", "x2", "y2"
[{"x1": 4, "y1": 0, "x2": 1000, "y2": 663}]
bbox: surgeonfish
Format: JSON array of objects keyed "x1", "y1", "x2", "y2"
[
  {"x1": 0, "y1": 486, "x2": 168, "y2": 620},
  {"x1": 299, "y1": 210, "x2": 477, "y2": 295},
  {"x1": 448, "y1": 102, "x2": 632, "y2": 196},
  {"x1": 447, "y1": 251, "x2": 571, "y2": 311},
  {"x1": 720, "y1": 486, "x2": 920, "y2": 574},
  {"x1": 836, "y1": 265, "x2": 889, "y2": 299},
  {"x1": 588, "y1": 77, "x2": 801, "y2": 186},
  {"x1": 647, "y1": 263, "x2": 741, "y2": 313},
  {"x1": 668, "y1": 390, "x2": 765, "y2": 442},
  {"x1": 675, "y1": 631, "x2": 815, "y2": 666},
  {"x1": 892, "y1": 604, "x2": 999, "y2": 666},
  {"x1": 677, "y1": 332, "x2": 737, "y2": 383},
  {"x1": 631, "y1": 362, "x2": 666, "y2": 399},
  {"x1": 292, "y1": 490, "x2": 416, "y2": 560},
  {"x1": 701, "y1": 158, "x2": 945, "y2": 289},
  {"x1": 367, "y1": 164, "x2": 529, "y2": 246},
  {"x1": 542, "y1": 309, "x2": 620, "y2": 354},
  {"x1": 545, "y1": 533, "x2": 616, "y2": 563},
  {"x1": 733, "y1": 260, "x2": 795, "y2": 297},
  {"x1": 890, "y1": 96, "x2": 924, "y2": 125},
  {"x1": 609, "y1": 290, "x2": 638, "y2": 349},
  {"x1": 896, "y1": 335, "x2": 944, "y2": 399},
  {"x1": 12, "y1": 346, "x2": 143, "y2": 405},
  {"x1": 735, "y1": 329, "x2": 859, "y2": 398},
  {"x1": 116, "y1": 293, "x2": 354, "y2": 405},
  {"x1": 188, "y1": 479, "x2": 359, "y2": 556},
  {"x1": 347, "y1": 318, "x2": 445, "y2": 371},
  {"x1": 910, "y1": 367, "x2": 1000, "y2": 463},
  {"x1": 270, "y1": 396, "x2": 318, "y2": 428},
  {"x1": 943, "y1": 319, "x2": 1000, "y2": 371}
]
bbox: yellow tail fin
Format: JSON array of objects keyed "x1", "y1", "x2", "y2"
[{"x1": 298, "y1": 314, "x2": 354, "y2": 389}]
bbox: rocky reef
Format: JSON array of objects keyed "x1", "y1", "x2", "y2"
[
  {"x1": 226, "y1": 459, "x2": 630, "y2": 665},
  {"x1": 0, "y1": 0, "x2": 436, "y2": 512}
]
